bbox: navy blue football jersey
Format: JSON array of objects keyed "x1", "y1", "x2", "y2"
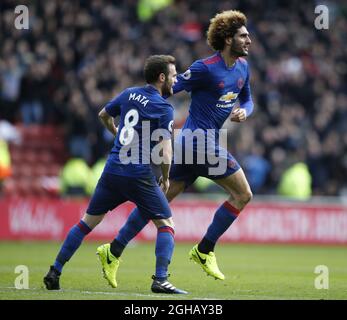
[
  {"x1": 104, "y1": 85, "x2": 174, "y2": 177},
  {"x1": 173, "y1": 52, "x2": 254, "y2": 152}
]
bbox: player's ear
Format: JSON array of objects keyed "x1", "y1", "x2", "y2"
[
  {"x1": 159, "y1": 73, "x2": 166, "y2": 83},
  {"x1": 225, "y1": 37, "x2": 232, "y2": 46}
]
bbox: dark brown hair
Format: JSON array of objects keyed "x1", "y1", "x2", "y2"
[
  {"x1": 144, "y1": 55, "x2": 176, "y2": 84},
  {"x1": 207, "y1": 10, "x2": 247, "y2": 51}
]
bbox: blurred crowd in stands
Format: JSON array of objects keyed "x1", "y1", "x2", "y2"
[{"x1": 0, "y1": 0, "x2": 346, "y2": 197}]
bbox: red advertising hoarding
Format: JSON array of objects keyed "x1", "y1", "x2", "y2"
[{"x1": 0, "y1": 198, "x2": 346, "y2": 244}]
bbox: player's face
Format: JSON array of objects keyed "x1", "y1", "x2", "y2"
[
  {"x1": 230, "y1": 26, "x2": 251, "y2": 57},
  {"x1": 162, "y1": 64, "x2": 177, "y2": 96}
]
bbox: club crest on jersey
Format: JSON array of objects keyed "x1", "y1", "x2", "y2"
[
  {"x1": 182, "y1": 69, "x2": 191, "y2": 80},
  {"x1": 129, "y1": 92, "x2": 149, "y2": 107}
]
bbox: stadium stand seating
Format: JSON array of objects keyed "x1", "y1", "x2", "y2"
[{"x1": 4, "y1": 125, "x2": 67, "y2": 197}]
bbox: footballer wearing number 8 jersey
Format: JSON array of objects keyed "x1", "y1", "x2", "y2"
[{"x1": 43, "y1": 55, "x2": 187, "y2": 295}]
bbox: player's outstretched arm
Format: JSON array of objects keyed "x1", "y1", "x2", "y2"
[{"x1": 98, "y1": 107, "x2": 118, "y2": 136}]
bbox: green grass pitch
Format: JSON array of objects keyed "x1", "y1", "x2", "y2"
[{"x1": 0, "y1": 241, "x2": 346, "y2": 300}]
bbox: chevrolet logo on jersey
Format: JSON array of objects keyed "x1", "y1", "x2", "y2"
[
  {"x1": 219, "y1": 92, "x2": 238, "y2": 102},
  {"x1": 216, "y1": 91, "x2": 239, "y2": 108}
]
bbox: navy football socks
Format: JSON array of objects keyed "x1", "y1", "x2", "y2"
[
  {"x1": 198, "y1": 201, "x2": 240, "y2": 253},
  {"x1": 110, "y1": 207, "x2": 149, "y2": 258},
  {"x1": 155, "y1": 226, "x2": 175, "y2": 280},
  {"x1": 54, "y1": 220, "x2": 91, "y2": 273}
]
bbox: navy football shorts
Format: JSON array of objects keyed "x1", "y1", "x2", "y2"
[
  {"x1": 170, "y1": 149, "x2": 241, "y2": 189},
  {"x1": 86, "y1": 171, "x2": 171, "y2": 219}
]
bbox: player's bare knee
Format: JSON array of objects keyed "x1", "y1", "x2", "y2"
[
  {"x1": 239, "y1": 189, "x2": 253, "y2": 205},
  {"x1": 152, "y1": 217, "x2": 175, "y2": 229},
  {"x1": 230, "y1": 189, "x2": 252, "y2": 209},
  {"x1": 82, "y1": 213, "x2": 105, "y2": 229}
]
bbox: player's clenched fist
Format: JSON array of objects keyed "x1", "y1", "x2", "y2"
[{"x1": 230, "y1": 107, "x2": 247, "y2": 122}]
